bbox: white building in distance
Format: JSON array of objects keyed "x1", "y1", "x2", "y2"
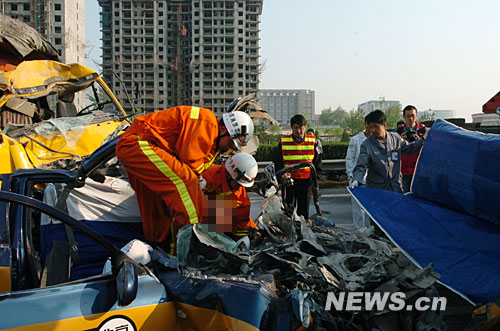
[
  {"x1": 258, "y1": 89, "x2": 315, "y2": 127},
  {"x1": 358, "y1": 99, "x2": 401, "y2": 115},
  {"x1": 419, "y1": 109, "x2": 455, "y2": 120}
]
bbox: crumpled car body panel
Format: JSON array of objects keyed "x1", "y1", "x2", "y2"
[
  {"x1": 0, "y1": 60, "x2": 128, "y2": 174},
  {"x1": 0, "y1": 61, "x2": 121, "y2": 107},
  {"x1": 6, "y1": 115, "x2": 125, "y2": 168}
]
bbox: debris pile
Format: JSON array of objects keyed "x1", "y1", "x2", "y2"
[{"x1": 177, "y1": 194, "x2": 446, "y2": 330}]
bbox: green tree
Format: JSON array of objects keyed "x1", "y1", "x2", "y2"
[
  {"x1": 385, "y1": 104, "x2": 402, "y2": 130},
  {"x1": 343, "y1": 108, "x2": 365, "y2": 136},
  {"x1": 319, "y1": 107, "x2": 334, "y2": 125},
  {"x1": 418, "y1": 111, "x2": 435, "y2": 122},
  {"x1": 340, "y1": 129, "x2": 350, "y2": 142},
  {"x1": 332, "y1": 106, "x2": 347, "y2": 126},
  {"x1": 269, "y1": 125, "x2": 281, "y2": 135},
  {"x1": 332, "y1": 127, "x2": 344, "y2": 137},
  {"x1": 323, "y1": 127, "x2": 335, "y2": 137},
  {"x1": 254, "y1": 124, "x2": 278, "y2": 144}
]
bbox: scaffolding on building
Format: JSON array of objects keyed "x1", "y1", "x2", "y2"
[
  {"x1": 170, "y1": 3, "x2": 189, "y2": 106},
  {"x1": 31, "y1": 0, "x2": 49, "y2": 36}
]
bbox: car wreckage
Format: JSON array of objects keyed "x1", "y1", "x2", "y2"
[
  {"x1": 0, "y1": 60, "x2": 131, "y2": 176},
  {"x1": 1, "y1": 13, "x2": 130, "y2": 176},
  {"x1": 1, "y1": 14, "x2": 497, "y2": 331},
  {"x1": 0, "y1": 126, "x2": 462, "y2": 331}
]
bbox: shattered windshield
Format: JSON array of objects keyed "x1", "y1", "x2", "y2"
[
  {"x1": 82, "y1": 82, "x2": 116, "y2": 115},
  {"x1": 40, "y1": 81, "x2": 117, "y2": 119}
]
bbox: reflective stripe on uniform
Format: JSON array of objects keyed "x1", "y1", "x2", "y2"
[
  {"x1": 283, "y1": 154, "x2": 315, "y2": 160},
  {"x1": 190, "y1": 106, "x2": 200, "y2": 119},
  {"x1": 281, "y1": 134, "x2": 316, "y2": 179},
  {"x1": 281, "y1": 145, "x2": 315, "y2": 151},
  {"x1": 194, "y1": 150, "x2": 219, "y2": 174},
  {"x1": 137, "y1": 137, "x2": 199, "y2": 224},
  {"x1": 204, "y1": 150, "x2": 220, "y2": 170},
  {"x1": 194, "y1": 164, "x2": 205, "y2": 173},
  {"x1": 284, "y1": 162, "x2": 312, "y2": 168},
  {"x1": 281, "y1": 136, "x2": 315, "y2": 143}
]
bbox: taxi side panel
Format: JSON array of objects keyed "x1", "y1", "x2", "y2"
[{"x1": 0, "y1": 274, "x2": 174, "y2": 330}]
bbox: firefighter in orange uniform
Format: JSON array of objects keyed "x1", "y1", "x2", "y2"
[
  {"x1": 200, "y1": 152, "x2": 259, "y2": 237},
  {"x1": 116, "y1": 106, "x2": 254, "y2": 253},
  {"x1": 272, "y1": 114, "x2": 322, "y2": 218}
]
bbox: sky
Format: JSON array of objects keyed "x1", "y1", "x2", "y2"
[{"x1": 85, "y1": 0, "x2": 500, "y2": 121}]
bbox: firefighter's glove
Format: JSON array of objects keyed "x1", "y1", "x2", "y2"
[{"x1": 349, "y1": 180, "x2": 359, "y2": 189}]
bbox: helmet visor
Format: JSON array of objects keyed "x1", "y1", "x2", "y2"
[
  {"x1": 236, "y1": 172, "x2": 255, "y2": 187},
  {"x1": 233, "y1": 164, "x2": 255, "y2": 187},
  {"x1": 232, "y1": 135, "x2": 246, "y2": 151}
]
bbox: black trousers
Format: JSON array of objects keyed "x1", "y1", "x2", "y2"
[
  {"x1": 283, "y1": 178, "x2": 312, "y2": 219},
  {"x1": 402, "y1": 175, "x2": 413, "y2": 193}
]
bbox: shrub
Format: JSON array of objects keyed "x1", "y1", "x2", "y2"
[
  {"x1": 254, "y1": 143, "x2": 277, "y2": 161},
  {"x1": 322, "y1": 142, "x2": 349, "y2": 159},
  {"x1": 254, "y1": 141, "x2": 349, "y2": 161}
]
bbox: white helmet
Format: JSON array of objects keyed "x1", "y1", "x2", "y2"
[
  {"x1": 225, "y1": 152, "x2": 258, "y2": 187},
  {"x1": 222, "y1": 111, "x2": 254, "y2": 151}
]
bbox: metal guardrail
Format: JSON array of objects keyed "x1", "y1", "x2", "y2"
[{"x1": 257, "y1": 159, "x2": 345, "y2": 172}]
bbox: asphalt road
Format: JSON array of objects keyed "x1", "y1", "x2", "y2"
[{"x1": 249, "y1": 187, "x2": 353, "y2": 225}]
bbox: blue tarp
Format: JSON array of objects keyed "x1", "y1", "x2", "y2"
[
  {"x1": 351, "y1": 187, "x2": 500, "y2": 304},
  {"x1": 412, "y1": 119, "x2": 500, "y2": 226},
  {"x1": 351, "y1": 119, "x2": 500, "y2": 304}
]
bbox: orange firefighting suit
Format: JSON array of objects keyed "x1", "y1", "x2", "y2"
[
  {"x1": 202, "y1": 164, "x2": 258, "y2": 237},
  {"x1": 116, "y1": 106, "x2": 219, "y2": 250}
]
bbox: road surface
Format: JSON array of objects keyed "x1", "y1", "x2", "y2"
[{"x1": 249, "y1": 187, "x2": 353, "y2": 225}]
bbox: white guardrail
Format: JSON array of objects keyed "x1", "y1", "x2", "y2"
[{"x1": 257, "y1": 159, "x2": 346, "y2": 172}]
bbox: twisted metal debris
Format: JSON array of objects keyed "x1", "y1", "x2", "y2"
[{"x1": 177, "y1": 194, "x2": 446, "y2": 330}]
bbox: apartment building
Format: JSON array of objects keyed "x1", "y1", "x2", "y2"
[
  {"x1": 258, "y1": 89, "x2": 315, "y2": 127},
  {"x1": 1, "y1": 0, "x2": 85, "y2": 64},
  {"x1": 98, "y1": 0, "x2": 263, "y2": 115}
]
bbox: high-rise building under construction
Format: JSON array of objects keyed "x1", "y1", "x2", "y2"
[
  {"x1": 1, "y1": 0, "x2": 86, "y2": 65},
  {"x1": 98, "y1": 0, "x2": 263, "y2": 115}
]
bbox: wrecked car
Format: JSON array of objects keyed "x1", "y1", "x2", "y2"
[
  {"x1": 0, "y1": 133, "x2": 450, "y2": 330},
  {"x1": 0, "y1": 59, "x2": 131, "y2": 175},
  {"x1": 1, "y1": 14, "x2": 130, "y2": 175},
  {"x1": 0, "y1": 137, "x2": 308, "y2": 330}
]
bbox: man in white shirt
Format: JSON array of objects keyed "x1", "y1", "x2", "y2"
[{"x1": 345, "y1": 116, "x2": 371, "y2": 227}]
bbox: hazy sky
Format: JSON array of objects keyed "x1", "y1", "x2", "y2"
[{"x1": 85, "y1": 0, "x2": 500, "y2": 120}]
